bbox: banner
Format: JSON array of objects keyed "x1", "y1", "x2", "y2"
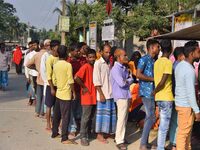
[
  {"x1": 89, "y1": 22, "x2": 97, "y2": 50},
  {"x1": 58, "y1": 16, "x2": 70, "y2": 32}
]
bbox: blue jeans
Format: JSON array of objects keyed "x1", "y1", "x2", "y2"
[
  {"x1": 169, "y1": 104, "x2": 178, "y2": 145},
  {"x1": 35, "y1": 85, "x2": 44, "y2": 115},
  {"x1": 157, "y1": 101, "x2": 173, "y2": 150},
  {"x1": 0, "y1": 70, "x2": 8, "y2": 88},
  {"x1": 140, "y1": 97, "x2": 156, "y2": 146}
]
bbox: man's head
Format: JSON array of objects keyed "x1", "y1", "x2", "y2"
[
  {"x1": 146, "y1": 39, "x2": 160, "y2": 57},
  {"x1": 86, "y1": 48, "x2": 96, "y2": 65},
  {"x1": 173, "y1": 47, "x2": 185, "y2": 61},
  {"x1": 32, "y1": 40, "x2": 39, "y2": 52},
  {"x1": 28, "y1": 41, "x2": 33, "y2": 50},
  {"x1": 44, "y1": 39, "x2": 51, "y2": 50},
  {"x1": 160, "y1": 39, "x2": 172, "y2": 55},
  {"x1": 114, "y1": 49, "x2": 129, "y2": 64},
  {"x1": 0, "y1": 43, "x2": 5, "y2": 53},
  {"x1": 78, "y1": 42, "x2": 87, "y2": 56},
  {"x1": 184, "y1": 40, "x2": 200, "y2": 62},
  {"x1": 101, "y1": 44, "x2": 111, "y2": 61},
  {"x1": 50, "y1": 40, "x2": 60, "y2": 56},
  {"x1": 57, "y1": 45, "x2": 68, "y2": 59},
  {"x1": 69, "y1": 43, "x2": 80, "y2": 59}
]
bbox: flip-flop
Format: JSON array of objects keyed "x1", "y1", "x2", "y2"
[{"x1": 62, "y1": 139, "x2": 78, "y2": 145}]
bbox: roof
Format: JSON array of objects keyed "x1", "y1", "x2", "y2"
[{"x1": 154, "y1": 23, "x2": 200, "y2": 40}]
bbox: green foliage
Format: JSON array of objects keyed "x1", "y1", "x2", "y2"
[{"x1": 0, "y1": 0, "x2": 27, "y2": 41}]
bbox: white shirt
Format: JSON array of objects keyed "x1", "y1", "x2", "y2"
[
  {"x1": 40, "y1": 51, "x2": 50, "y2": 86},
  {"x1": 93, "y1": 57, "x2": 112, "y2": 101},
  {"x1": 24, "y1": 50, "x2": 38, "y2": 77}
]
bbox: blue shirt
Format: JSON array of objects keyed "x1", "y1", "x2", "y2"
[
  {"x1": 175, "y1": 61, "x2": 199, "y2": 113},
  {"x1": 137, "y1": 54, "x2": 154, "y2": 99},
  {"x1": 110, "y1": 62, "x2": 133, "y2": 101}
]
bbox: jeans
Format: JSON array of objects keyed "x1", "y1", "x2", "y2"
[
  {"x1": 169, "y1": 104, "x2": 178, "y2": 145},
  {"x1": 80, "y1": 105, "x2": 96, "y2": 139},
  {"x1": 0, "y1": 70, "x2": 8, "y2": 88},
  {"x1": 35, "y1": 85, "x2": 44, "y2": 115},
  {"x1": 157, "y1": 101, "x2": 173, "y2": 150},
  {"x1": 140, "y1": 97, "x2": 156, "y2": 146},
  {"x1": 68, "y1": 104, "x2": 77, "y2": 133}
]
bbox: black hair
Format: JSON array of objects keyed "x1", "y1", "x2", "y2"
[
  {"x1": 77, "y1": 42, "x2": 86, "y2": 50},
  {"x1": 160, "y1": 39, "x2": 172, "y2": 53},
  {"x1": 28, "y1": 41, "x2": 33, "y2": 45},
  {"x1": 0, "y1": 42, "x2": 5, "y2": 48},
  {"x1": 57, "y1": 45, "x2": 68, "y2": 59},
  {"x1": 86, "y1": 48, "x2": 96, "y2": 56},
  {"x1": 50, "y1": 40, "x2": 60, "y2": 49},
  {"x1": 68, "y1": 43, "x2": 78, "y2": 52},
  {"x1": 173, "y1": 47, "x2": 184, "y2": 60},
  {"x1": 100, "y1": 44, "x2": 111, "y2": 52},
  {"x1": 184, "y1": 40, "x2": 199, "y2": 58},
  {"x1": 32, "y1": 40, "x2": 39, "y2": 45},
  {"x1": 146, "y1": 39, "x2": 160, "y2": 50},
  {"x1": 130, "y1": 51, "x2": 141, "y2": 68}
]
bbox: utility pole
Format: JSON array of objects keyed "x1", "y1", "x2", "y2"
[{"x1": 61, "y1": 0, "x2": 66, "y2": 45}]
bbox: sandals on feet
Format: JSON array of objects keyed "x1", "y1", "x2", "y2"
[{"x1": 116, "y1": 144, "x2": 127, "y2": 150}]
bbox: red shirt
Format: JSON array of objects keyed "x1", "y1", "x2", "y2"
[{"x1": 75, "y1": 63, "x2": 96, "y2": 105}]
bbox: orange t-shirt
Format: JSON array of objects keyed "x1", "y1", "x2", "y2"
[{"x1": 75, "y1": 63, "x2": 96, "y2": 105}]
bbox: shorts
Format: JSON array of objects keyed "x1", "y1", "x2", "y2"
[{"x1": 45, "y1": 86, "x2": 56, "y2": 108}]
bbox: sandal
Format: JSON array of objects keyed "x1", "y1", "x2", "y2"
[
  {"x1": 62, "y1": 139, "x2": 78, "y2": 145},
  {"x1": 116, "y1": 143, "x2": 127, "y2": 150}
]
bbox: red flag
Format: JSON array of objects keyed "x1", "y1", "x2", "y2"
[{"x1": 106, "y1": 0, "x2": 112, "y2": 16}]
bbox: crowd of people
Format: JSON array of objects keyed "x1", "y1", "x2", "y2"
[{"x1": 0, "y1": 38, "x2": 200, "y2": 150}]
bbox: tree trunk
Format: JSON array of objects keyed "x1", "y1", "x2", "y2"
[{"x1": 83, "y1": 26, "x2": 86, "y2": 42}]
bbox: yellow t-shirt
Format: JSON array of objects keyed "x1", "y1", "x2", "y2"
[
  {"x1": 154, "y1": 57, "x2": 174, "y2": 101},
  {"x1": 46, "y1": 55, "x2": 58, "y2": 86},
  {"x1": 53, "y1": 60, "x2": 74, "y2": 100}
]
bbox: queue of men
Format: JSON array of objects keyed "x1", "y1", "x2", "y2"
[{"x1": 21, "y1": 38, "x2": 200, "y2": 150}]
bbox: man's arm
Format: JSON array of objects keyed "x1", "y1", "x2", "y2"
[
  {"x1": 136, "y1": 69, "x2": 154, "y2": 82},
  {"x1": 74, "y1": 76, "x2": 89, "y2": 95},
  {"x1": 185, "y1": 71, "x2": 200, "y2": 121},
  {"x1": 26, "y1": 56, "x2": 36, "y2": 70},
  {"x1": 93, "y1": 62, "x2": 105, "y2": 102},
  {"x1": 153, "y1": 74, "x2": 169, "y2": 96}
]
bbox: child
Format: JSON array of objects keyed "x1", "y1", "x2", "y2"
[
  {"x1": 74, "y1": 48, "x2": 97, "y2": 146},
  {"x1": 52, "y1": 45, "x2": 77, "y2": 144},
  {"x1": 153, "y1": 39, "x2": 174, "y2": 150}
]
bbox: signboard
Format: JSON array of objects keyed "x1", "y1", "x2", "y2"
[
  {"x1": 102, "y1": 25, "x2": 115, "y2": 41},
  {"x1": 58, "y1": 16, "x2": 70, "y2": 32},
  {"x1": 89, "y1": 22, "x2": 97, "y2": 50},
  {"x1": 174, "y1": 14, "x2": 192, "y2": 48}
]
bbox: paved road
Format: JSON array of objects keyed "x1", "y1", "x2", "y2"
[{"x1": 0, "y1": 69, "x2": 199, "y2": 150}]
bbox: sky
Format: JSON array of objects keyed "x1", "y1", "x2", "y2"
[{"x1": 4, "y1": 0, "x2": 94, "y2": 30}]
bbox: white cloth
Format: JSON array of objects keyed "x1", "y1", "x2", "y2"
[
  {"x1": 115, "y1": 99, "x2": 130, "y2": 145},
  {"x1": 93, "y1": 57, "x2": 112, "y2": 101},
  {"x1": 24, "y1": 50, "x2": 38, "y2": 77},
  {"x1": 40, "y1": 51, "x2": 50, "y2": 86},
  {"x1": 0, "y1": 51, "x2": 10, "y2": 71}
]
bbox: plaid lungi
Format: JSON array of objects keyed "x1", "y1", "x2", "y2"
[{"x1": 95, "y1": 98, "x2": 116, "y2": 133}]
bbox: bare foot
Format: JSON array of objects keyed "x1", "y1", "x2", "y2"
[{"x1": 97, "y1": 134, "x2": 109, "y2": 144}]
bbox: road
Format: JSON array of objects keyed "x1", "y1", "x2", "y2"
[{"x1": 0, "y1": 68, "x2": 199, "y2": 150}]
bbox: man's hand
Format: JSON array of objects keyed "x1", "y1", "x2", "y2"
[
  {"x1": 195, "y1": 113, "x2": 200, "y2": 122},
  {"x1": 26, "y1": 78, "x2": 31, "y2": 84},
  {"x1": 72, "y1": 92, "x2": 76, "y2": 100},
  {"x1": 100, "y1": 93, "x2": 106, "y2": 102},
  {"x1": 51, "y1": 88, "x2": 56, "y2": 96},
  {"x1": 7, "y1": 65, "x2": 10, "y2": 72},
  {"x1": 82, "y1": 87, "x2": 89, "y2": 95},
  {"x1": 151, "y1": 90, "x2": 156, "y2": 97}
]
